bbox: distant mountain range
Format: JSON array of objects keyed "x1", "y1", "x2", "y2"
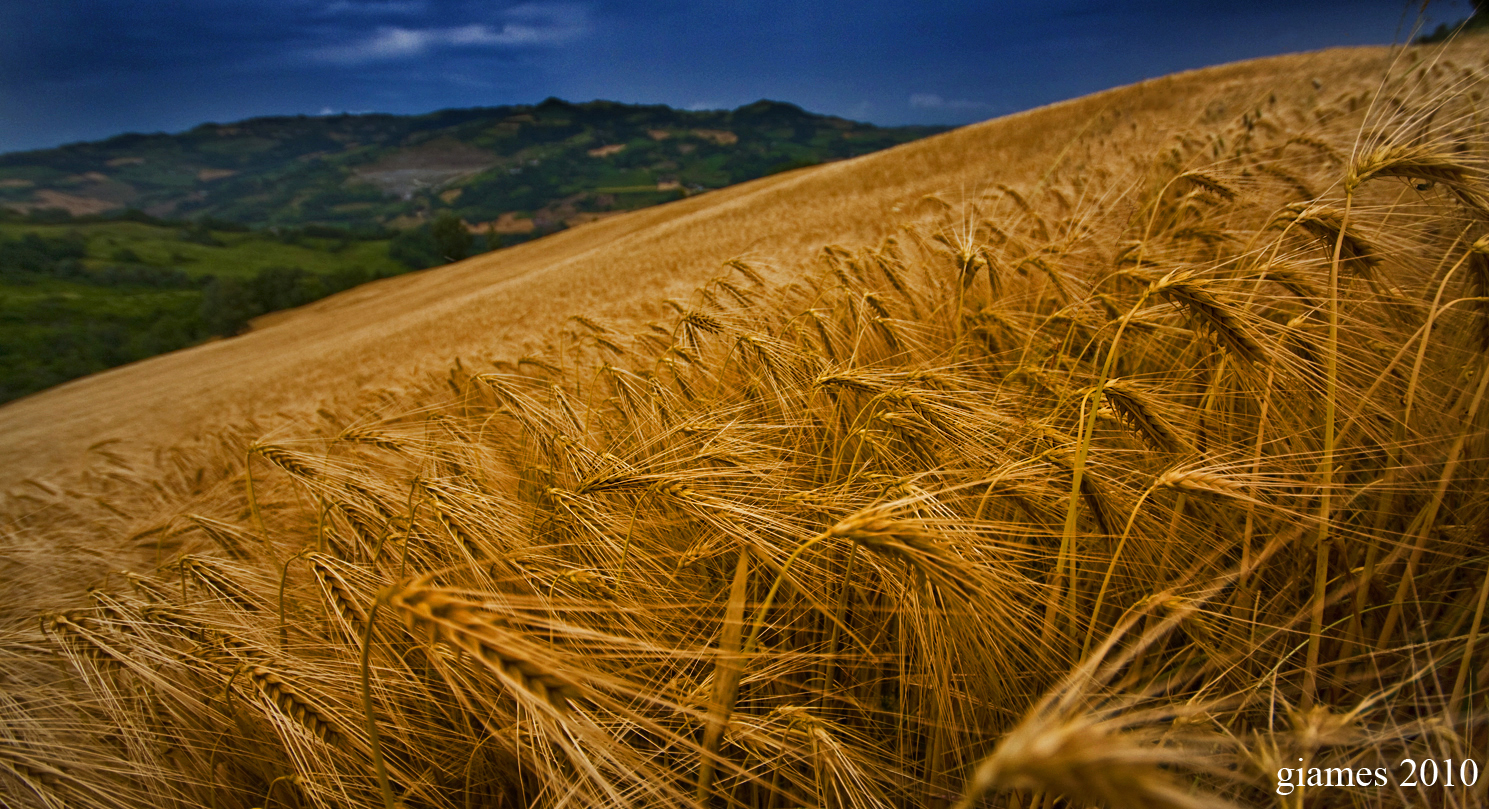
[{"x1": 0, "y1": 99, "x2": 946, "y2": 235}]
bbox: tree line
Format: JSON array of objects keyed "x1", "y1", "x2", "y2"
[
  {"x1": 0, "y1": 211, "x2": 500, "y2": 403},
  {"x1": 0, "y1": 230, "x2": 390, "y2": 403}
]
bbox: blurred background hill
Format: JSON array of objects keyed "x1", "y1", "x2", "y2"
[{"x1": 0, "y1": 99, "x2": 941, "y2": 403}]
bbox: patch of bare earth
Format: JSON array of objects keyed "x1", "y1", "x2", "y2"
[
  {"x1": 353, "y1": 137, "x2": 498, "y2": 197},
  {"x1": 20, "y1": 189, "x2": 122, "y2": 215}
]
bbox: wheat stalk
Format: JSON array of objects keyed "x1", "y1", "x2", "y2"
[
  {"x1": 1137, "y1": 269, "x2": 1268, "y2": 365},
  {"x1": 245, "y1": 665, "x2": 347, "y2": 749},
  {"x1": 308, "y1": 553, "x2": 370, "y2": 641},
  {"x1": 1347, "y1": 142, "x2": 1489, "y2": 214},
  {"x1": 390, "y1": 578, "x2": 585, "y2": 715},
  {"x1": 953, "y1": 708, "x2": 1238, "y2": 809},
  {"x1": 250, "y1": 443, "x2": 321, "y2": 481},
  {"x1": 1154, "y1": 467, "x2": 1257, "y2": 503},
  {"x1": 1273, "y1": 202, "x2": 1381, "y2": 277},
  {"x1": 1099, "y1": 379, "x2": 1188, "y2": 453},
  {"x1": 1176, "y1": 169, "x2": 1239, "y2": 201}
]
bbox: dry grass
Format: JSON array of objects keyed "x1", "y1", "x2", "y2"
[{"x1": 4, "y1": 36, "x2": 1489, "y2": 809}]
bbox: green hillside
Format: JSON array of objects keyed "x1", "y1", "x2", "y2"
[
  {"x1": 0, "y1": 99, "x2": 945, "y2": 404},
  {"x1": 0, "y1": 214, "x2": 407, "y2": 402},
  {"x1": 0, "y1": 99, "x2": 944, "y2": 232}
]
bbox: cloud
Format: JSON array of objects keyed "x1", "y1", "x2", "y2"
[
  {"x1": 908, "y1": 93, "x2": 993, "y2": 111},
  {"x1": 321, "y1": 1, "x2": 427, "y2": 15},
  {"x1": 313, "y1": 3, "x2": 588, "y2": 63}
]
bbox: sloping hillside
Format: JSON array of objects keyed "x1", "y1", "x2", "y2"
[
  {"x1": 4, "y1": 38, "x2": 1489, "y2": 809},
  {"x1": 0, "y1": 46, "x2": 1410, "y2": 491},
  {"x1": 0, "y1": 99, "x2": 942, "y2": 230},
  {"x1": 0, "y1": 100, "x2": 944, "y2": 405}
]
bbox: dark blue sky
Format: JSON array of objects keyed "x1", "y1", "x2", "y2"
[{"x1": 0, "y1": 1, "x2": 1470, "y2": 154}]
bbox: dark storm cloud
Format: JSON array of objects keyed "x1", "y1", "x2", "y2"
[
  {"x1": 0, "y1": 0, "x2": 1469, "y2": 153},
  {"x1": 0, "y1": 0, "x2": 597, "y2": 150},
  {"x1": 0, "y1": 1, "x2": 587, "y2": 80}
]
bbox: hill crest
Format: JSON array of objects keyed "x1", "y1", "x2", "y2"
[{"x1": 0, "y1": 99, "x2": 944, "y2": 233}]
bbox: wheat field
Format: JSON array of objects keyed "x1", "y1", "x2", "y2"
[{"x1": 5, "y1": 39, "x2": 1489, "y2": 809}]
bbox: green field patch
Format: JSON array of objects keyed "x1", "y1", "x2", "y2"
[
  {"x1": 0, "y1": 218, "x2": 421, "y2": 402},
  {"x1": 0, "y1": 221, "x2": 404, "y2": 280}
]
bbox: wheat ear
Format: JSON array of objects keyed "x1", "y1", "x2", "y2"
[{"x1": 390, "y1": 579, "x2": 584, "y2": 715}]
